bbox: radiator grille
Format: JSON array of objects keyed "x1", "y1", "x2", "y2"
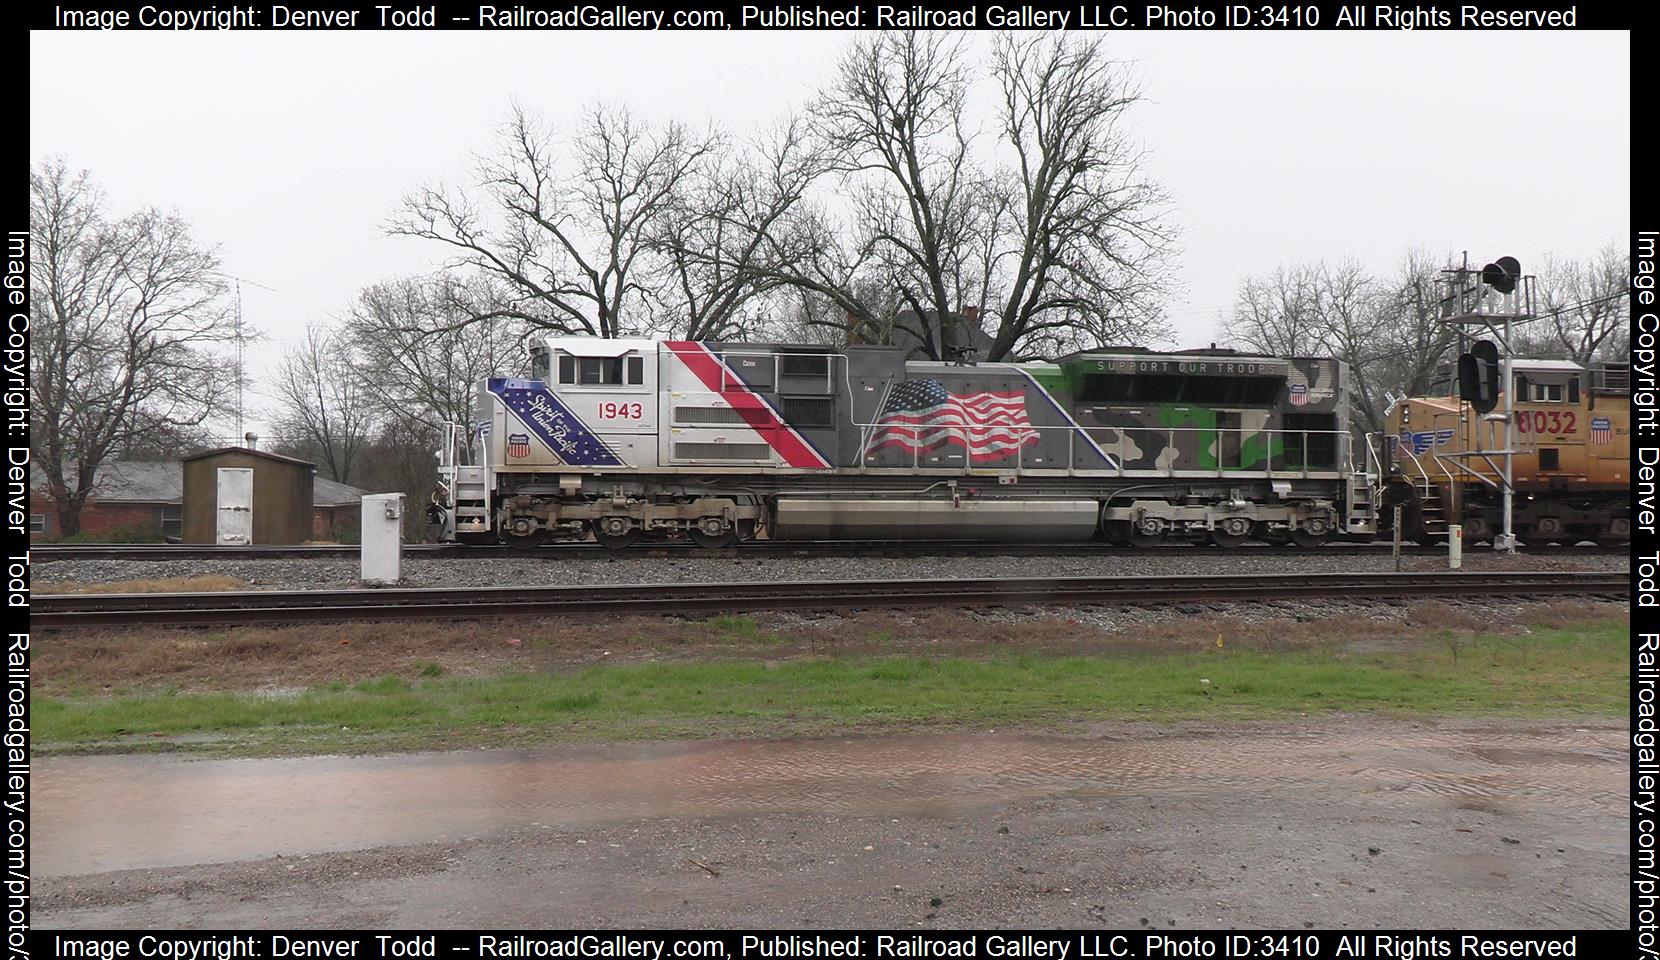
[
  {"x1": 674, "y1": 442, "x2": 773, "y2": 461},
  {"x1": 780, "y1": 396, "x2": 836, "y2": 428},
  {"x1": 675, "y1": 406, "x2": 748, "y2": 425}
]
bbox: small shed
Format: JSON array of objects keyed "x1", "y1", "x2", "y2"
[{"x1": 181, "y1": 447, "x2": 316, "y2": 545}]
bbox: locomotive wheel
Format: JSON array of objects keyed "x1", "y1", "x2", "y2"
[
  {"x1": 689, "y1": 528, "x2": 738, "y2": 549},
  {"x1": 1208, "y1": 516, "x2": 1253, "y2": 548},
  {"x1": 503, "y1": 530, "x2": 548, "y2": 550},
  {"x1": 594, "y1": 528, "x2": 641, "y2": 549},
  {"x1": 1290, "y1": 529, "x2": 1332, "y2": 549},
  {"x1": 1101, "y1": 520, "x2": 1132, "y2": 545},
  {"x1": 1125, "y1": 519, "x2": 1166, "y2": 548},
  {"x1": 689, "y1": 515, "x2": 738, "y2": 549}
]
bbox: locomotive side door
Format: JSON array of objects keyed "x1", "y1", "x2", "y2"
[{"x1": 1216, "y1": 412, "x2": 1242, "y2": 470}]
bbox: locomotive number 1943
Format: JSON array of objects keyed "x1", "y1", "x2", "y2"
[{"x1": 599, "y1": 402, "x2": 644, "y2": 420}]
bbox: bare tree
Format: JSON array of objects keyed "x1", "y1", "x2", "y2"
[
  {"x1": 982, "y1": 34, "x2": 1175, "y2": 359},
  {"x1": 1531, "y1": 246, "x2": 1630, "y2": 362},
  {"x1": 809, "y1": 31, "x2": 984, "y2": 358},
  {"x1": 1367, "y1": 249, "x2": 1457, "y2": 401},
  {"x1": 389, "y1": 103, "x2": 719, "y2": 337},
  {"x1": 649, "y1": 118, "x2": 832, "y2": 341},
  {"x1": 721, "y1": 33, "x2": 1176, "y2": 360},
  {"x1": 30, "y1": 159, "x2": 241, "y2": 536},
  {"x1": 1222, "y1": 262, "x2": 1328, "y2": 356},
  {"x1": 344, "y1": 274, "x2": 527, "y2": 447},
  {"x1": 1220, "y1": 250, "x2": 1458, "y2": 437},
  {"x1": 269, "y1": 325, "x2": 375, "y2": 484}
]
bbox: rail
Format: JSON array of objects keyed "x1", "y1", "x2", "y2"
[
  {"x1": 32, "y1": 570, "x2": 1630, "y2": 629},
  {"x1": 31, "y1": 540, "x2": 1627, "y2": 562}
]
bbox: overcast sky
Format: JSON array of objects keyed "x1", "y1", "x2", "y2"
[{"x1": 30, "y1": 28, "x2": 1629, "y2": 435}]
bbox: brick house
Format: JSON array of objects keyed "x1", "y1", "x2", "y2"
[
  {"x1": 30, "y1": 461, "x2": 185, "y2": 541},
  {"x1": 32, "y1": 460, "x2": 369, "y2": 543},
  {"x1": 313, "y1": 477, "x2": 367, "y2": 542}
]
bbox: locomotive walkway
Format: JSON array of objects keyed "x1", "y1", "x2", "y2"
[{"x1": 34, "y1": 570, "x2": 1629, "y2": 628}]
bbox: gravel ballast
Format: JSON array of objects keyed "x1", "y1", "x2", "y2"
[{"x1": 36, "y1": 548, "x2": 1629, "y2": 592}]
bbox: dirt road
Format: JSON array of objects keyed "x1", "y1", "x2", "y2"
[{"x1": 35, "y1": 716, "x2": 1626, "y2": 929}]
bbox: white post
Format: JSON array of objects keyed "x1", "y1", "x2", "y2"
[
  {"x1": 361, "y1": 493, "x2": 405, "y2": 585},
  {"x1": 1498, "y1": 316, "x2": 1516, "y2": 554},
  {"x1": 1448, "y1": 525, "x2": 1462, "y2": 570},
  {"x1": 1392, "y1": 505, "x2": 1403, "y2": 572}
]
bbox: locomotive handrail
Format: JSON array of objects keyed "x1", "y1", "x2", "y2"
[{"x1": 848, "y1": 421, "x2": 1356, "y2": 474}]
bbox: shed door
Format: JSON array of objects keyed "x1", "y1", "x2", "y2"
[{"x1": 216, "y1": 468, "x2": 254, "y2": 545}]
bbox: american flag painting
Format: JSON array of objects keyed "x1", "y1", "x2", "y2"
[
  {"x1": 1590, "y1": 417, "x2": 1612, "y2": 444},
  {"x1": 867, "y1": 379, "x2": 1039, "y2": 463}
]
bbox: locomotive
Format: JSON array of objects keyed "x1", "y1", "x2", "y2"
[
  {"x1": 1379, "y1": 359, "x2": 1630, "y2": 546},
  {"x1": 433, "y1": 337, "x2": 1379, "y2": 548}
]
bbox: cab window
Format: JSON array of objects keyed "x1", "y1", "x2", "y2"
[
  {"x1": 557, "y1": 352, "x2": 644, "y2": 386},
  {"x1": 530, "y1": 347, "x2": 551, "y2": 382}
]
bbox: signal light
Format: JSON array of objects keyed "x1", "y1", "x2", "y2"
[
  {"x1": 1479, "y1": 256, "x2": 1521, "y2": 294},
  {"x1": 1458, "y1": 339, "x2": 1502, "y2": 414}
]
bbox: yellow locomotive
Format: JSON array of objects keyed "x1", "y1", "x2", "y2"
[{"x1": 1379, "y1": 359, "x2": 1630, "y2": 546}]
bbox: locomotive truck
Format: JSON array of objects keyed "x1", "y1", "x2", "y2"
[{"x1": 433, "y1": 337, "x2": 1378, "y2": 548}]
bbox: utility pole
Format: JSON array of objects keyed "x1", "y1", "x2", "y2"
[{"x1": 235, "y1": 281, "x2": 245, "y2": 441}]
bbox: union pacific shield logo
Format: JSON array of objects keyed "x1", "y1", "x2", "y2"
[
  {"x1": 507, "y1": 433, "x2": 531, "y2": 459},
  {"x1": 1590, "y1": 417, "x2": 1611, "y2": 444},
  {"x1": 1289, "y1": 383, "x2": 1308, "y2": 406}
]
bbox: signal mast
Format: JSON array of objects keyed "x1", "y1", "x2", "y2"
[{"x1": 1438, "y1": 252, "x2": 1533, "y2": 554}]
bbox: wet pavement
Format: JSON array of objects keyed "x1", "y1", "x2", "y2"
[{"x1": 35, "y1": 724, "x2": 1624, "y2": 879}]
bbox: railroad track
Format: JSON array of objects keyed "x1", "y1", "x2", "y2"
[
  {"x1": 30, "y1": 540, "x2": 1630, "y2": 562},
  {"x1": 33, "y1": 571, "x2": 1629, "y2": 629}
]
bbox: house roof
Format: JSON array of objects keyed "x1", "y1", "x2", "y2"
[
  {"x1": 1511, "y1": 360, "x2": 1587, "y2": 375},
  {"x1": 33, "y1": 459, "x2": 374, "y2": 506},
  {"x1": 30, "y1": 461, "x2": 184, "y2": 504},
  {"x1": 182, "y1": 446, "x2": 318, "y2": 468},
  {"x1": 315, "y1": 477, "x2": 370, "y2": 507}
]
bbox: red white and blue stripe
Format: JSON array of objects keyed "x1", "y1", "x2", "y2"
[{"x1": 665, "y1": 341, "x2": 832, "y2": 469}]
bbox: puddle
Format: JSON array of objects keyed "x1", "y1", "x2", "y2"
[{"x1": 34, "y1": 727, "x2": 1619, "y2": 877}]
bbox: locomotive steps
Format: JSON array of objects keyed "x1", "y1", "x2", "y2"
[{"x1": 34, "y1": 571, "x2": 1629, "y2": 629}]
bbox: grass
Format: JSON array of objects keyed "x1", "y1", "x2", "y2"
[
  {"x1": 33, "y1": 618, "x2": 1627, "y2": 756},
  {"x1": 36, "y1": 575, "x2": 249, "y2": 594}
]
